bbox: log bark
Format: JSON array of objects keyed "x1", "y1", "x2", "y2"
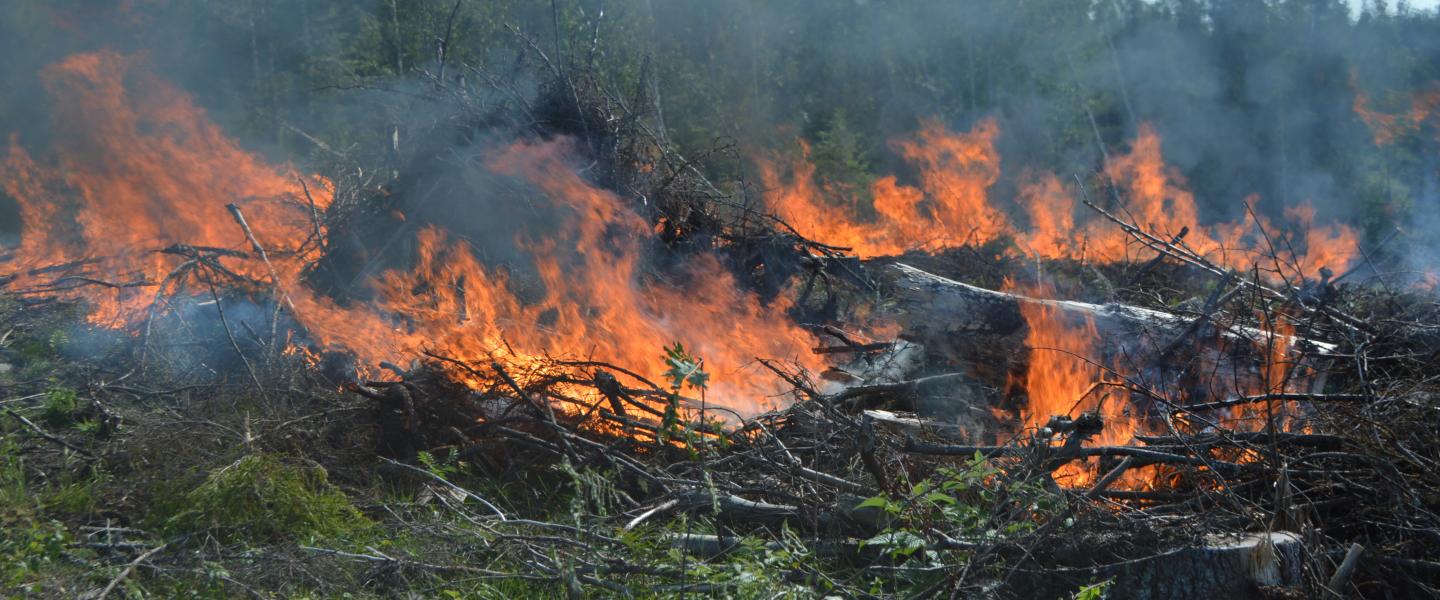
[
  {"x1": 1021, "y1": 531, "x2": 1305, "y2": 600},
  {"x1": 888, "y1": 263, "x2": 1186, "y2": 340},
  {"x1": 886, "y1": 262, "x2": 1334, "y2": 359}
]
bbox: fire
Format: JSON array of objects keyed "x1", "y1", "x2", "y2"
[
  {"x1": 1228, "y1": 312, "x2": 1307, "y2": 434},
  {"x1": 1353, "y1": 76, "x2": 1440, "y2": 146},
  {"x1": 894, "y1": 118, "x2": 1008, "y2": 246},
  {"x1": 1, "y1": 51, "x2": 824, "y2": 418},
  {"x1": 1006, "y1": 281, "x2": 1144, "y2": 487},
  {"x1": 293, "y1": 140, "x2": 825, "y2": 414},
  {"x1": 0, "y1": 50, "x2": 1358, "y2": 461},
  {"x1": 1005, "y1": 281, "x2": 1311, "y2": 488},
  {"x1": 1013, "y1": 172, "x2": 1076, "y2": 259},
  {"x1": 764, "y1": 120, "x2": 1359, "y2": 279},
  {"x1": 755, "y1": 113, "x2": 1359, "y2": 455},
  {"x1": 1, "y1": 51, "x2": 330, "y2": 326},
  {"x1": 759, "y1": 119, "x2": 1002, "y2": 257}
]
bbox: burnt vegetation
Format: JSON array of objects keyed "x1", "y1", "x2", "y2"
[{"x1": 3, "y1": 1, "x2": 1440, "y2": 599}]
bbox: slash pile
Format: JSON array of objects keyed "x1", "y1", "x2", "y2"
[{"x1": 3, "y1": 38, "x2": 1440, "y2": 600}]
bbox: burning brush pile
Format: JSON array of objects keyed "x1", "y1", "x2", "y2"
[{"x1": 4, "y1": 49, "x2": 1440, "y2": 598}]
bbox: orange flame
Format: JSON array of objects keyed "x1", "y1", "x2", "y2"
[
  {"x1": 1353, "y1": 75, "x2": 1440, "y2": 146},
  {"x1": 1, "y1": 52, "x2": 825, "y2": 417},
  {"x1": 765, "y1": 120, "x2": 1359, "y2": 278},
  {"x1": 1, "y1": 51, "x2": 331, "y2": 326},
  {"x1": 1226, "y1": 312, "x2": 1308, "y2": 434},
  {"x1": 1006, "y1": 281, "x2": 1144, "y2": 487},
  {"x1": 759, "y1": 119, "x2": 1002, "y2": 257},
  {"x1": 293, "y1": 140, "x2": 826, "y2": 414},
  {"x1": 1006, "y1": 281, "x2": 1309, "y2": 488}
]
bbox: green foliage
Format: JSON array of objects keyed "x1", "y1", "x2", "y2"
[
  {"x1": 164, "y1": 453, "x2": 370, "y2": 544},
  {"x1": 41, "y1": 386, "x2": 79, "y2": 427},
  {"x1": 1071, "y1": 578, "x2": 1113, "y2": 600},
  {"x1": 73, "y1": 418, "x2": 104, "y2": 437},
  {"x1": 859, "y1": 452, "x2": 1056, "y2": 561},
  {"x1": 0, "y1": 438, "x2": 91, "y2": 592},
  {"x1": 662, "y1": 342, "x2": 709, "y2": 391},
  {"x1": 1, "y1": 420, "x2": 105, "y2": 519},
  {"x1": 618, "y1": 520, "x2": 820, "y2": 598},
  {"x1": 417, "y1": 448, "x2": 465, "y2": 479},
  {"x1": 811, "y1": 109, "x2": 875, "y2": 205},
  {"x1": 43, "y1": 455, "x2": 108, "y2": 517},
  {"x1": 0, "y1": 439, "x2": 27, "y2": 515},
  {"x1": 659, "y1": 342, "x2": 709, "y2": 445},
  {"x1": 0, "y1": 517, "x2": 71, "y2": 589}
]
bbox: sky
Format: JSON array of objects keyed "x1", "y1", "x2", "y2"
[{"x1": 1347, "y1": 0, "x2": 1440, "y2": 15}]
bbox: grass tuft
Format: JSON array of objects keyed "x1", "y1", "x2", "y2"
[{"x1": 163, "y1": 453, "x2": 370, "y2": 544}]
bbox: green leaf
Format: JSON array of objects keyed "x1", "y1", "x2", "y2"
[
  {"x1": 856, "y1": 496, "x2": 891, "y2": 510},
  {"x1": 658, "y1": 393, "x2": 679, "y2": 444},
  {"x1": 863, "y1": 530, "x2": 925, "y2": 558},
  {"x1": 923, "y1": 491, "x2": 957, "y2": 506},
  {"x1": 1072, "y1": 579, "x2": 1113, "y2": 600},
  {"x1": 662, "y1": 342, "x2": 709, "y2": 391}
]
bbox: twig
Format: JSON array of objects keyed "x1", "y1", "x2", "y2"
[
  {"x1": 490, "y1": 361, "x2": 547, "y2": 416},
  {"x1": 1073, "y1": 174, "x2": 1370, "y2": 333},
  {"x1": 624, "y1": 498, "x2": 679, "y2": 531},
  {"x1": 1, "y1": 406, "x2": 97, "y2": 458},
  {"x1": 1182, "y1": 393, "x2": 1372, "y2": 413},
  {"x1": 902, "y1": 438, "x2": 1238, "y2": 469},
  {"x1": 97, "y1": 542, "x2": 168, "y2": 600},
  {"x1": 380, "y1": 457, "x2": 507, "y2": 519},
  {"x1": 225, "y1": 204, "x2": 296, "y2": 315},
  {"x1": 436, "y1": 0, "x2": 464, "y2": 81},
  {"x1": 1326, "y1": 543, "x2": 1364, "y2": 599},
  {"x1": 201, "y1": 266, "x2": 270, "y2": 406}
]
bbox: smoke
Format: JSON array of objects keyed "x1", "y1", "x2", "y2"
[
  {"x1": 4, "y1": 0, "x2": 1440, "y2": 314},
  {"x1": 637, "y1": 1, "x2": 1438, "y2": 266}
]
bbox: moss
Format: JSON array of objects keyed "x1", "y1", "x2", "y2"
[{"x1": 163, "y1": 453, "x2": 371, "y2": 544}]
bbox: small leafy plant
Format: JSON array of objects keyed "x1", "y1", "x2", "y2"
[
  {"x1": 418, "y1": 448, "x2": 465, "y2": 479},
  {"x1": 41, "y1": 387, "x2": 79, "y2": 427},
  {"x1": 858, "y1": 452, "x2": 1056, "y2": 561},
  {"x1": 658, "y1": 342, "x2": 708, "y2": 445}
]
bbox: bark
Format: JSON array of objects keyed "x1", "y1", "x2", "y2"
[
  {"x1": 891, "y1": 263, "x2": 1189, "y2": 341},
  {"x1": 1110, "y1": 532, "x2": 1303, "y2": 600},
  {"x1": 885, "y1": 262, "x2": 1335, "y2": 360},
  {"x1": 1020, "y1": 532, "x2": 1305, "y2": 600}
]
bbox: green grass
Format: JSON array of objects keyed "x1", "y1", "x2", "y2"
[{"x1": 161, "y1": 453, "x2": 372, "y2": 544}]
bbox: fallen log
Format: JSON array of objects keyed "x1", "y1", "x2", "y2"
[
  {"x1": 887, "y1": 263, "x2": 1334, "y2": 354},
  {"x1": 888, "y1": 262, "x2": 1186, "y2": 341},
  {"x1": 901, "y1": 437, "x2": 1244, "y2": 471},
  {"x1": 1181, "y1": 393, "x2": 1371, "y2": 413},
  {"x1": 884, "y1": 261, "x2": 1340, "y2": 404}
]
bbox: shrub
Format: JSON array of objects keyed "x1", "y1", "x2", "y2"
[{"x1": 41, "y1": 387, "x2": 79, "y2": 427}]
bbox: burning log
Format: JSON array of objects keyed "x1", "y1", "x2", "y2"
[
  {"x1": 888, "y1": 263, "x2": 1331, "y2": 351},
  {"x1": 885, "y1": 263, "x2": 1336, "y2": 373}
]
